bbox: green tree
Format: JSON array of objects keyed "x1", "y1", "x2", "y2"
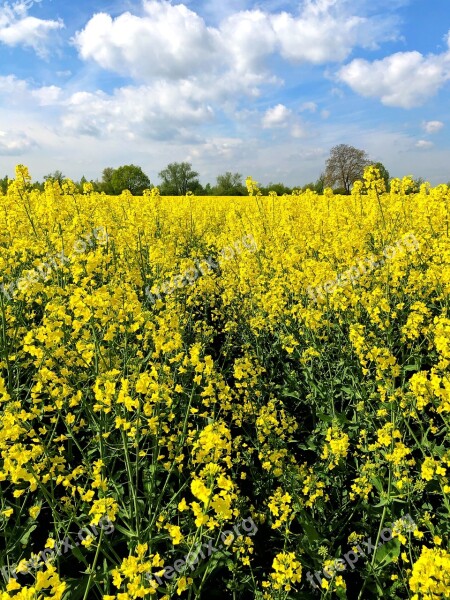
[
  {"x1": 0, "y1": 175, "x2": 8, "y2": 194},
  {"x1": 324, "y1": 144, "x2": 371, "y2": 194},
  {"x1": 76, "y1": 175, "x2": 88, "y2": 192},
  {"x1": 314, "y1": 172, "x2": 325, "y2": 194},
  {"x1": 214, "y1": 172, "x2": 245, "y2": 196},
  {"x1": 101, "y1": 168, "x2": 115, "y2": 194},
  {"x1": 158, "y1": 162, "x2": 200, "y2": 195},
  {"x1": 43, "y1": 170, "x2": 65, "y2": 186},
  {"x1": 203, "y1": 183, "x2": 214, "y2": 195},
  {"x1": 110, "y1": 165, "x2": 151, "y2": 196},
  {"x1": 260, "y1": 182, "x2": 292, "y2": 195}
]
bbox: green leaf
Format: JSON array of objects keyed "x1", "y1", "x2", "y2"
[
  {"x1": 20, "y1": 524, "x2": 37, "y2": 546},
  {"x1": 373, "y1": 539, "x2": 401, "y2": 571},
  {"x1": 317, "y1": 413, "x2": 333, "y2": 423}
]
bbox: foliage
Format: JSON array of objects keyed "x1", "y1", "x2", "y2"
[
  {"x1": 213, "y1": 172, "x2": 246, "y2": 196},
  {"x1": 158, "y1": 162, "x2": 200, "y2": 195},
  {"x1": 100, "y1": 165, "x2": 151, "y2": 196},
  {"x1": 43, "y1": 170, "x2": 65, "y2": 186},
  {"x1": 0, "y1": 175, "x2": 8, "y2": 194},
  {"x1": 260, "y1": 182, "x2": 293, "y2": 196}
]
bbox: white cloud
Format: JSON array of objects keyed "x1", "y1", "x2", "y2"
[
  {"x1": 0, "y1": 4, "x2": 63, "y2": 57},
  {"x1": 74, "y1": 2, "x2": 223, "y2": 81},
  {"x1": 0, "y1": 74, "x2": 28, "y2": 96},
  {"x1": 416, "y1": 140, "x2": 434, "y2": 149},
  {"x1": 272, "y1": 11, "x2": 364, "y2": 64},
  {"x1": 61, "y1": 83, "x2": 215, "y2": 140},
  {"x1": 423, "y1": 120, "x2": 444, "y2": 134},
  {"x1": 0, "y1": 75, "x2": 63, "y2": 106},
  {"x1": 74, "y1": 0, "x2": 398, "y2": 94},
  {"x1": 220, "y1": 9, "x2": 277, "y2": 73},
  {"x1": 321, "y1": 109, "x2": 331, "y2": 119},
  {"x1": 0, "y1": 129, "x2": 36, "y2": 155},
  {"x1": 338, "y1": 35, "x2": 450, "y2": 108},
  {"x1": 262, "y1": 104, "x2": 292, "y2": 128},
  {"x1": 31, "y1": 86, "x2": 63, "y2": 106}
]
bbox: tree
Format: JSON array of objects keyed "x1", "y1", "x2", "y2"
[
  {"x1": 324, "y1": 144, "x2": 371, "y2": 194},
  {"x1": 43, "y1": 170, "x2": 65, "y2": 186},
  {"x1": 260, "y1": 182, "x2": 292, "y2": 195},
  {"x1": 214, "y1": 172, "x2": 245, "y2": 196},
  {"x1": 158, "y1": 162, "x2": 200, "y2": 195},
  {"x1": 373, "y1": 162, "x2": 390, "y2": 190},
  {"x1": 0, "y1": 175, "x2": 8, "y2": 194},
  {"x1": 101, "y1": 167, "x2": 115, "y2": 194},
  {"x1": 110, "y1": 165, "x2": 151, "y2": 195},
  {"x1": 314, "y1": 172, "x2": 325, "y2": 194}
]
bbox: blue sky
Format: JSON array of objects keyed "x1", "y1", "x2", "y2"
[{"x1": 0, "y1": 0, "x2": 449, "y2": 186}]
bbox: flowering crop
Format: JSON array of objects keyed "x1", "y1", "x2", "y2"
[{"x1": 0, "y1": 165, "x2": 450, "y2": 599}]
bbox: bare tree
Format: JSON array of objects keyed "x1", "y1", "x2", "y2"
[{"x1": 324, "y1": 144, "x2": 371, "y2": 194}]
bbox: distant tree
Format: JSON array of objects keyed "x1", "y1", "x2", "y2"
[
  {"x1": 413, "y1": 176, "x2": 425, "y2": 190},
  {"x1": 373, "y1": 162, "x2": 390, "y2": 190},
  {"x1": 158, "y1": 162, "x2": 200, "y2": 195},
  {"x1": 324, "y1": 144, "x2": 371, "y2": 194},
  {"x1": 214, "y1": 172, "x2": 245, "y2": 196},
  {"x1": 301, "y1": 182, "x2": 316, "y2": 192},
  {"x1": 314, "y1": 172, "x2": 325, "y2": 194},
  {"x1": 43, "y1": 170, "x2": 65, "y2": 186},
  {"x1": 76, "y1": 175, "x2": 88, "y2": 192},
  {"x1": 260, "y1": 182, "x2": 292, "y2": 195},
  {"x1": 110, "y1": 165, "x2": 151, "y2": 195},
  {"x1": 0, "y1": 175, "x2": 8, "y2": 194},
  {"x1": 203, "y1": 183, "x2": 214, "y2": 195},
  {"x1": 101, "y1": 168, "x2": 116, "y2": 194}
]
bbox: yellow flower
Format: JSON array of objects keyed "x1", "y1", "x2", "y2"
[{"x1": 29, "y1": 505, "x2": 41, "y2": 519}]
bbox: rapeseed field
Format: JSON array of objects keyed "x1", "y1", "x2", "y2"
[{"x1": 1, "y1": 165, "x2": 449, "y2": 599}]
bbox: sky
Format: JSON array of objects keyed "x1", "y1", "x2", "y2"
[{"x1": 0, "y1": 0, "x2": 449, "y2": 186}]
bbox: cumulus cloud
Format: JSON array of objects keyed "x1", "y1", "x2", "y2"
[
  {"x1": 262, "y1": 104, "x2": 292, "y2": 128},
  {"x1": 61, "y1": 83, "x2": 215, "y2": 140},
  {"x1": 74, "y1": 0, "x2": 397, "y2": 85},
  {"x1": 0, "y1": 74, "x2": 28, "y2": 96},
  {"x1": 31, "y1": 86, "x2": 63, "y2": 106},
  {"x1": 0, "y1": 75, "x2": 62, "y2": 106},
  {"x1": 67, "y1": 0, "x2": 401, "y2": 139},
  {"x1": 415, "y1": 140, "x2": 434, "y2": 149},
  {"x1": 0, "y1": 129, "x2": 36, "y2": 155},
  {"x1": 0, "y1": 3, "x2": 63, "y2": 57},
  {"x1": 338, "y1": 34, "x2": 450, "y2": 108},
  {"x1": 423, "y1": 120, "x2": 444, "y2": 134},
  {"x1": 74, "y1": 3, "x2": 222, "y2": 80}
]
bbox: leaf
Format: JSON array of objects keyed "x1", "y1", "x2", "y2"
[
  {"x1": 373, "y1": 539, "x2": 401, "y2": 571},
  {"x1": 317, "y1": 413, "x2": 333, "y2": 423},
  {"x1": 20, "y1": 524, "x2": 37, "y2": 546}
]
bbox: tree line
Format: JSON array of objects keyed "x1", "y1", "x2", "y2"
[{"x1": 0, "y1": 145, "x2": 437, "y2": 196}]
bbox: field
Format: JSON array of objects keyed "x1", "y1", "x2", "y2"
[{"x1": 1, "y1": 165, "x2": 450, "y2": 599}]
